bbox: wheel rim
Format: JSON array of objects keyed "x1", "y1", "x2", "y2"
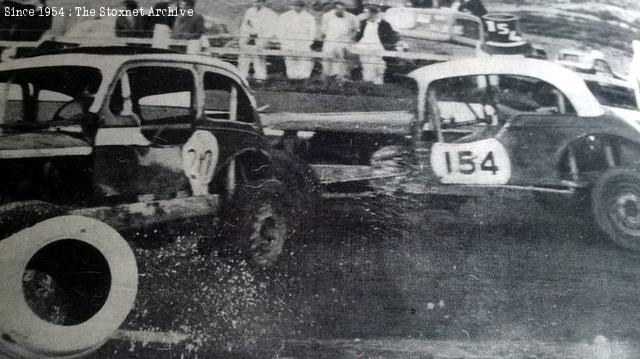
[
  {"x1": 607, "y1": 184, "x2": 640, "y2": 236},
  {"x1": 249, "y1": 204, "x2": 286, "y2": 266}
]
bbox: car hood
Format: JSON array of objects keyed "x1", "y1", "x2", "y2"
[{"x1": 0, "y1": 132, "x2": 92, "y2": 159}]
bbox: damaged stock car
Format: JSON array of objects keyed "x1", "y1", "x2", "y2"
[
  {"x1": 403, "y1": 57, "x2": 640, "y2": 251},
  {"x1": 0, "y1": 47, "x2": 316, "y2": 358},
  {"x1": 271, "y1": 57, "x2": 640, "y2": 252}
]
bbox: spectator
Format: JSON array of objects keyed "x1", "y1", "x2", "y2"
[
  {"x1": 277, "y1": 0, "x2": 317, "y2": 80},
  {"x1": 144, "y1": 0, "x2": 177, "y2": 38},
  {"x1": 320, "y1": 1, "x2": 358, "y2": 80},
  {"x1": 115, "y1": 0, "x2": 145, "y2": 38},
  {"x1": 172, "y1": 0, "x2": 205, "y2": 40},
  {"x1": 451, "y1": 0, "x2": 487, "y2": 18},
  {"x1": 238, "y1": 0, "x2": 278, "y2": 81},
  {"x1": 0, "y1": 0, "x2": 51, "y2": 41},
  {"x1": 29, "y1": 0, "x2": 51, "y2": 40},
  {"x1": 354, "y1": 5, "x2": 398, "y2": 84}
]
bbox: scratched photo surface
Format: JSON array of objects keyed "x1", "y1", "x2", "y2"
[{"x1": 0, "y1": 0, "x2": 639, "y2": 358}]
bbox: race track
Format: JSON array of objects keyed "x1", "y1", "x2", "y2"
[{"x1": 92, "y1": 192, "x2": 640, "y2": 358}]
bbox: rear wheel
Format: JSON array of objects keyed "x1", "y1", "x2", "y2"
[
  {"x1": 592, "y1": 168, "x2": 640, "y2": 251},
  {"x1": 271, "y1": 150, "x2": 321, "y2": 233},
  {"x1": 219, "y1": 180, "x2": 289, "y2": 267}
]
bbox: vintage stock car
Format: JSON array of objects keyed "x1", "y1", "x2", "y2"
[
  {"x1": 0, "y1": 46, "x2": 319, "y2": 359},
  {"x1": 409, "y1": 57, "x2": 640, "y2": 250},
  {"x1": 271, "y1": 57, "x2": 640, "y2": 252}
]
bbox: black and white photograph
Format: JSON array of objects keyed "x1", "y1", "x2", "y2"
[{"x1": 0, "y1": 0, "x2": 639, "y2": 357}]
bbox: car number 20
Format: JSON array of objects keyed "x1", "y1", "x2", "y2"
[{"x1": 430, "y1": 139, "x2": 512, "y2": 185}]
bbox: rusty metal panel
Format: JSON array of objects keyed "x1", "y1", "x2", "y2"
[{"x1": 69, "y1": 195, "x2": 221, "y2": 232}]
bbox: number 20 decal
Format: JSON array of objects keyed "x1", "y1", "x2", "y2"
[{"x1": 431, "y1": 139, "x2": 511, "y2": 185}]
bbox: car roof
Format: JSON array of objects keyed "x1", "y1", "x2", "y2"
[
  {"x1": 0, "y1": 52, "x2": 250, "y2": 87},
  {"x1": 408, "y1": 57, "x2": 605, "y2": 117}
]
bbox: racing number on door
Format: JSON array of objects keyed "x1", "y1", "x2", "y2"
[
  {"x1": 444, "y1": 151, "x2": 499, "y2": 175},
  {"x1": 430, "y1": 139, "x2": 511, "y2": 185}
]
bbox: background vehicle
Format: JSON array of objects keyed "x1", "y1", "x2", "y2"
[
  {"x1": 556, "y1": 48, "x2": 624, "y2": 80},
  {"x1": 383, "y1": 7, "x2": 482, "y2": 76}
]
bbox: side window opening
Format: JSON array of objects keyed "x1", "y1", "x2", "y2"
[
  {"x1": 0, "y1": 81, "x2": 27, "y2": 124},
  {"x1": 110, "y1": 66, "x2": 196, "y2": 145},
  {"x1": 203, "y1": 72, "x2": 253, "y2": 123},
  {"x1": 428, "y1": 75, "x2": 497, "y2": 129},
  {"x1": 425, "y1": 74, "x2": 577, "y2": 141},
  {"x1": 585, "y1": 80, "x2": 638, "y2": 110},
  {"x1": 496, "y1": 75, "x2": 576, "y2": 115},
  {"x1": 0, "y1": 67, "x2": 102, "y2": 137}
]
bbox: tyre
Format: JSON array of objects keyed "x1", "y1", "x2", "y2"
[
  {"x1": 592, "y1": 168, "x2": 640, "y2": 251},
  {"x1": 219, "y1": 180, "x2": 289, "y2": 267},
  {"x1": 271, "y1": 150, "x2": 321, "y2": 233},
  {"x1": 0, "y1": 215, "x2": 138, "y2": 359}
]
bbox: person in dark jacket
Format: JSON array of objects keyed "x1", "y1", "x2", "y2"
[
  {"x1": 171, "y1": 0, "x2": 205, "y2": 40},
  {"x1": 115, "y1": 0, "x2": 145, "y2": 38},
  {"x1": 353, "y1": 5, "x2": 398, "y2": 84},
  {"x1": 455, "y1": 0, "x2": 487, "y2": 18},
  {"x1": 0, "y1": 0, "x2": 51, "y2": 41}
]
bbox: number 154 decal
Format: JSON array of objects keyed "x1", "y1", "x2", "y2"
[{"x1": 430, "y1": 139, "x2": 511, "y2": 185}]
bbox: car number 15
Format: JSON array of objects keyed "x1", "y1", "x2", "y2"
[{"x1": 430, "y1": 139, "x2": 512, "y2": 185}]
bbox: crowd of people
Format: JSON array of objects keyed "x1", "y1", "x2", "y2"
[
  {"x1": 0, "y1": 0, "x2": 487, "y2": 84},
  {"x1": 0, "y1": 0, "x2": 51, "y2": 41},
  {"x1": 239, "y1": 0, "x2": 399, "y2": 84},
  {"x1": 114, "y1": 0, "x2": 205, "y2": 40},
  {"x1": 237, "y1": 0, "x2": 486, "y2": 84}
]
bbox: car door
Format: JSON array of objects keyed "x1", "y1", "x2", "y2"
[
  {"x1": 425, "y1": 73, "x2": 580, "y2": 186},
  {"x1": 93, "y1": 62, "x2": 198, "y2": 202},
  {"x1": 195, "y1": 65, "x2": 266, "y2": 170}
]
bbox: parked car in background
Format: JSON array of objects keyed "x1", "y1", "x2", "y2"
[
  {"x1": 384, "y1": 7, "x2": 483, "y2": 50},
  {"x1": 557, "y1": 48, "x2": 623, "y2": 79},
  {"x1": 382, "y1": 7, "x2": 482, "y2": 77}
]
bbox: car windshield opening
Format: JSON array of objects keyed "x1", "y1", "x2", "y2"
[{"x1": 0, "y1": 66, "x2": 102, "y2": 128}]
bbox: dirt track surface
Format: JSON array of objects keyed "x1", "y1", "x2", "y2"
[{"x1": 91, "y1": 191, "x2": 640, "y2": 358}]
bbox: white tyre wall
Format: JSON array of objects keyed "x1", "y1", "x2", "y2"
[{"x1": 0, "y1": 215, "x2": 138, "y2": 358}]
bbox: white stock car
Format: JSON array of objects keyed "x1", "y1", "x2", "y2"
[{"x1": 401, "y1": 57, "x2": 640, "y2": 251}]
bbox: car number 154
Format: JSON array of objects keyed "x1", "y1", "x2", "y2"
[{"x1": 430, "y1": 139, "x2": 512, "y2": 185}]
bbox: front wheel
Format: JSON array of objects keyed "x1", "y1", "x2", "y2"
[
  {"x1": 592, "y1": 168, "x2": 640, "y2": 251},
  {"x1": 219, "y1": 180, "x2": 289, "y2": 267}
]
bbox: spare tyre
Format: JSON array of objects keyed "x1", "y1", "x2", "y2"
[
  {"x1": 0, "y1": 215, "x2": 138, "y2": 359},
  {"x1": 0, "y1": 200, "x2": 65, "y2": 238}
]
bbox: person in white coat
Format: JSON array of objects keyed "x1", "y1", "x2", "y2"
[
  {"x1": 277, "y1": 1, "x2": 317, "y2": 80},
  {"x1": 238, "y1": 0, "x2": 278, "y2": 81},
  {"x1": 320, "y1": 1, "x2": 358, "y2": 80},
  {"x1": 353, "y1": 5, "x2": 397, "y2": 84}
]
